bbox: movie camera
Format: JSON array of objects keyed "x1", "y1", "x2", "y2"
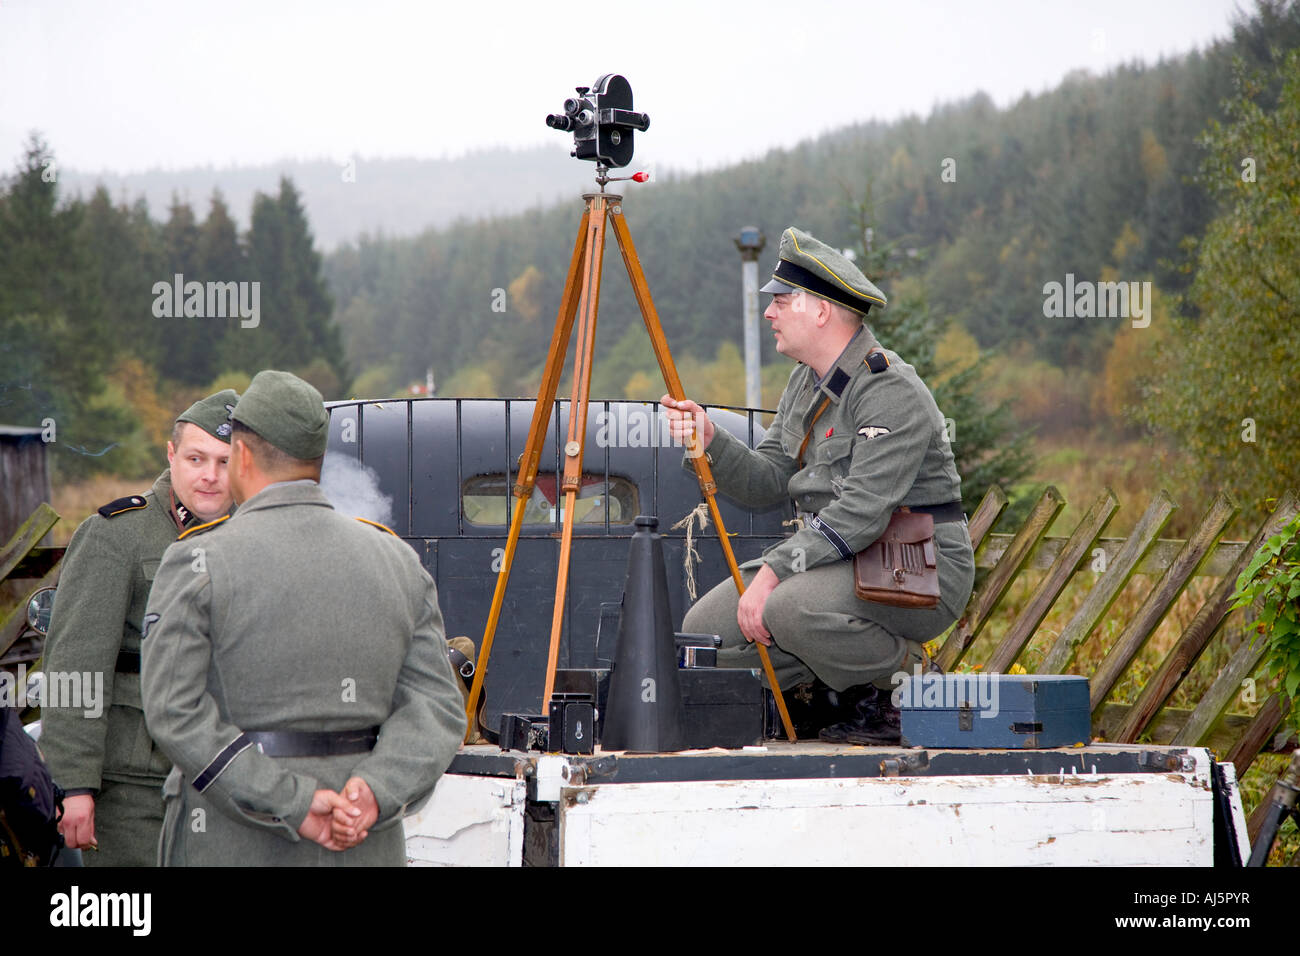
[{"x1": 546, "y1": 73, "x2": 650, "y2": 169}]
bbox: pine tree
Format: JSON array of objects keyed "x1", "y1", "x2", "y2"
[
  {"x1": 226, "y1": 177, "x2": 346, "y2": 394},
  {"x1": 178, "y1": 190, "x2": 245, "y2": 384},
  {"x1": 0, "y1": 136, "x2": 134, "y2": 478}
]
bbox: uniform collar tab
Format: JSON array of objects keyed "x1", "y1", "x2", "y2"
[{"x1": 817, "y1": 326, "x2": 878, "y2": 402}]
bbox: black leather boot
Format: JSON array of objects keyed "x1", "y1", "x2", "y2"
[
  {"x1": 765, "y1": 679, "x2": 838, "y2": 740},
  {"x1": 817, "y1": 683, "x2": 902, "y2": 745}
]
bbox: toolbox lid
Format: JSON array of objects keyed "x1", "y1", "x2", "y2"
[{"x1": 896, "y1": 673, "x2": 1089, "y2": 713}]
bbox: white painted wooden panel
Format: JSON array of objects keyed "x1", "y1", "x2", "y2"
[
  {"x1": 558, "y1": 772, "x2": 1215, "y2": 866},
  {"x1": 404, "y1": 774, "x2": 526, "y2": 867}
]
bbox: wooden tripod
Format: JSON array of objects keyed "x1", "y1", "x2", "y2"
[{"x1": 463, "y1": 182, "x2": 798, "y2": 744}]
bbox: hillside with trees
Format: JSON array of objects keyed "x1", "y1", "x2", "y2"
[{"x1": 2, "y1": 0, "x2": 1296, "y2": 526}]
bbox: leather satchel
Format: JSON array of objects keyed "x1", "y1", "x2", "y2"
[{"x1": 853, "y1": 508, "x2": 940, "y2": 608}]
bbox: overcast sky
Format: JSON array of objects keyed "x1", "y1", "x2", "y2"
[{"x1": 1, "y1": 0, "x2": 1248, "y2": 176}]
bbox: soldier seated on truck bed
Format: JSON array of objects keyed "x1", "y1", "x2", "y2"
[{"x1": 663, "y1": 227, "x2": 975, "y2": 744}]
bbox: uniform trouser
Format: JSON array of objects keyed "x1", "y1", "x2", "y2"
[
  {"x1": 682, "y1": 519, "x2": 976, "y2": 692},
  {"x1": 83, "y1": 777, "x2": 165, "y2": 867}
]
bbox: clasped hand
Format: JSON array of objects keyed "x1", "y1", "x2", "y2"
[{"x1": 297, "y1": 776, "x2": 379, "y2": 851}]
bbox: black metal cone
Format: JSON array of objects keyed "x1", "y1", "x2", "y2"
[{"x1": 600, "y1": 515, "x2": 686, "y2": 752}]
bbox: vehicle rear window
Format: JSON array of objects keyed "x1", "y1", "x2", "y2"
[{"x1": 462, "y1": 473, "x2": 639, "y2": 527}]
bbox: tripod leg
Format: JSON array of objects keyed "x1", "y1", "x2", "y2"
[
  {"x1": 466, "y1": 205, "x2": 592, "y2": 740},
  {"x1": 607, "y1": 203, "x2": 798, "y2": 742},
  {"x1": 542, "y1": 196, "x2": 612, "y2": 714}
]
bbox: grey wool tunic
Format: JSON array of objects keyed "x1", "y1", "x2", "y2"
[{"x1": 142, "y1": 481, "x2": 466, "y2": 866}]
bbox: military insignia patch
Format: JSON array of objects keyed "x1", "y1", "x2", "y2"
[
  {"x1": 142, "y1": 612, "x2": 161, "y2": 639},
  {"x1": 858, "y1": 426, "x2": 891, "y2": 440},
  {"x1": 217, "y1": 422, "x2": 231, "y2": 437}
]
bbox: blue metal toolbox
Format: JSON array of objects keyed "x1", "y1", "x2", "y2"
[{"x1": 898, "y1": 674, "x2": 1091, "y2": 749}]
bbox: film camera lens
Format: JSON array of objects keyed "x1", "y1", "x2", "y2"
[{"x1": 545, "y1": 74, "x2": 649, "y2": 168}]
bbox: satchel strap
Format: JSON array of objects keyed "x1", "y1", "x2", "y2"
[
  {"x1": 798, "y1": 348, "x2": 889, "y2": 468},
  {"x1": 797, "y1": 397, "x2": 832, "y2": 468}
]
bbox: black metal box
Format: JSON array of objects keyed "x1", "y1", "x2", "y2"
[{"x1": 679, "y1": 668, "x2": 764, "y2": 750}]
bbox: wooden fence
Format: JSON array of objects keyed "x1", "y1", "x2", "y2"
[
  {"x1": 0, "y1": 504, "x2": 64, "y2": 678},
  {"x1": 945, "y1": 484, "x2": 1299, "y2": 851}
]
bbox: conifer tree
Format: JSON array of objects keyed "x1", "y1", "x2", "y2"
[{"x1": 0, "y1": 136, "x2": 133, "y2": 477}]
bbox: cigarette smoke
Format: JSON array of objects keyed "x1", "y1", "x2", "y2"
[{"x1": 320, "y1": 453, "x2": 395, "y2": 528}]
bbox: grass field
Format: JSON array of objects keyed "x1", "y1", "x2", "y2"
[{"x1": 48, "y1": 473, "x2": 159, "y2": 547}]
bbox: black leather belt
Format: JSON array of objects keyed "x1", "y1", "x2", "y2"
[
  {"x1": 243, "y1": 727, "x2": 381, "y2": 757},
  {"x1": 116, "y1": 649, "x2": 141, "y2": 674},
  {"x1": 906, "y1": 501, "x2": 966, "y2": 524},
  {"x1": 799, "y1": 501, "x2": 966, "y2": 526}
]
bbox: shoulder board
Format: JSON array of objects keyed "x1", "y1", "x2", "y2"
[
  {"x1": 355, "y1": 517, "x2": 399, "y2": 537},
  {"x1": 865, "y1": 349, "x2": 890, "y2": 374},
  {"x1": 178, "y1": 515, "x2": 230, "y2": 540},
  {"x1": 97, "y1": 495, "x2": 148, "y2": 519}
]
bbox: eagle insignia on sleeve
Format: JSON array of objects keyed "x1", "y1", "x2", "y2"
[{"x1": 857, "y1": 426, "x2": 891, "y2": 440}]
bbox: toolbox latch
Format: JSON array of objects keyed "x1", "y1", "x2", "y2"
[{"x1": 958, "y1": 704, "x2": 974, "y2": 731}]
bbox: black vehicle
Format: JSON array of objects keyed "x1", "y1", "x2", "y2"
[{"x1": 322, "y1": 397, "x2": 790, "y2": 730}]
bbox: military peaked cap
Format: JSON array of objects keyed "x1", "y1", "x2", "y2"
[{"x1": 760, "y1": 227, "x2": 887, "y2": 315}]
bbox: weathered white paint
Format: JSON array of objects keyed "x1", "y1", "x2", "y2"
[
  {"x1": 558, "y1": 771, "x2": 1216, "y2": 866},
  {"x1": 404, "y1": 774, "x2": 526, "y2": 867},
  {"x1": 534, "y1": 754, "x2": 570, "y2": 803},
  {"x1": 405, "y1": 747, "x2": 1243, "y2": 866}
]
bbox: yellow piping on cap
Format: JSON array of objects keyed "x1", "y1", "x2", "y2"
[
  {"x1": 787, "y1": 230, "x2": 886, "y2": 306},
  {"x1": 776, "y1": 275, "x2": 873, "y2": 315}
]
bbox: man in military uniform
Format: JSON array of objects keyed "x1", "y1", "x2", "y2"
[
  {"x1": 42, "y1": 390, "x2": 238, "y2": 865},
  {"x1": 663, "y1": 227, "x2": 975, "y2": 744},
  {"x1": 141, "y1": 370, "x2": 466, "y2": 865}
]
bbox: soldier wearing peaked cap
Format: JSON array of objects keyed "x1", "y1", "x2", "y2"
[
  {"x1": 42, "y1": 389, "x2": 238, "y2": 865},
  {"x1": 142, "y1": 370, "x2": 466, "y2": 865},
  {"x1": 663, "y1": 227, "x2": 975, "y2": 744}
]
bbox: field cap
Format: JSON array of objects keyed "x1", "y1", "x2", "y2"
[
  {"x1": 176, "y1": 389, "x2": 239, "y2": 442},
  {"x1": 230, "y1": 370, "x2": 328, "y2": 459}
]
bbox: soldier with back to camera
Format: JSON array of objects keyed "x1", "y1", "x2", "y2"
[{"x1": 142, "y1": 370, "x2": 465, "y2": 865}]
